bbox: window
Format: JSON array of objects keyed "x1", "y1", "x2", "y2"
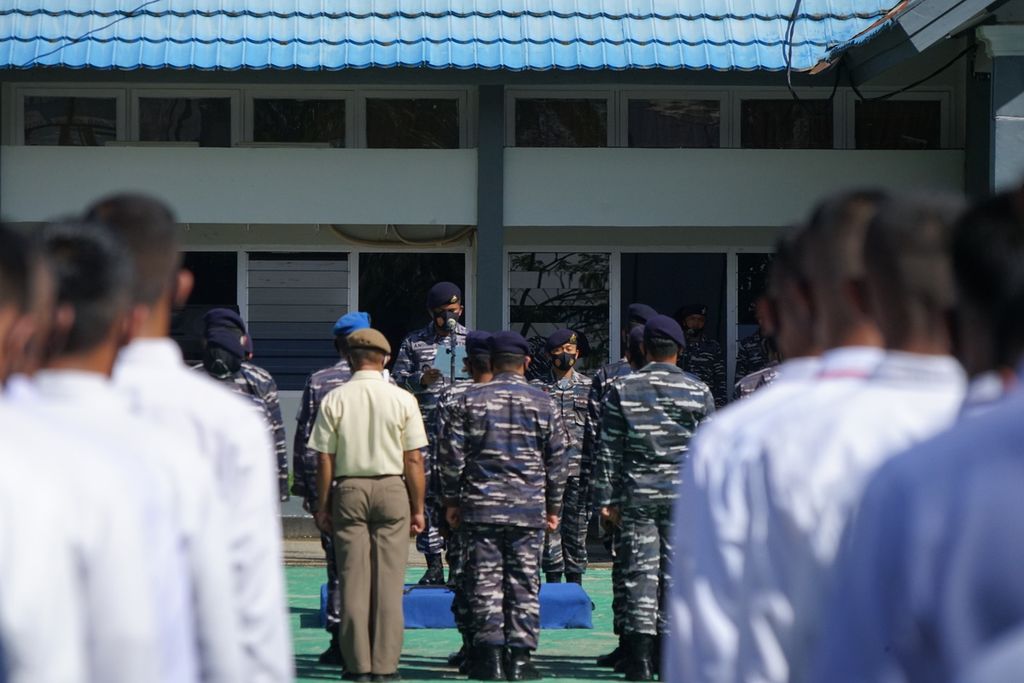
[
  {"x1": 737, "y1": 252, "x2": 773, "y2": 342},
  {"x1": 247, "y1": 253, "x2": 350, "y2": 390},
  {"x1": 365, "y1": 98, "x2": 460, "y2": 149},
  {"x1": 628, "y1": 99, "x2": 721, "y2": 148},
  {"x1": 172, "y1": 252, "x2": 239, "y2": 363},
  {"x1": 509, "y1": 252, "x2": 610, "y2": 376},
  {"x1": 253, "y1": 98, "x2": 346, "y2": 147},
  {"x1": 741, "y1": 99, "x2": 833, "y2": 149},
  {"x1": 138, "y1": 97, "x2": 232, "y2": 147},
  {"x1": 515, "y1": 99, "x2": 609, "y2": 147},
  {"x1": 855, "y1": 99, "x2": 942, "y2": 150},
  {"x1": 23, "y1": 96, "x2": 117, "y2": 146}
]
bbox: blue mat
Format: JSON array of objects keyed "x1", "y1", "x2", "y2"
[{"x1": 320, "y1": 583, "x2": 594, "y2": 629}]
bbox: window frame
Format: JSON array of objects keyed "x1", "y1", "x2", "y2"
[
  {"x1": 841, "y1": 88, "x2": 953, "y2": 150},
  {"x1": 733, "y1": 88, "x2": 845, "y2": 149},
  {"x1": 243, "y1": 88, "x2": 356, "y2": 148},
  {"x1": 356, "y1": 88, "x2": 470, "y2": 149},
  {"x1": 130, "y1": 87, "x2": 242, "y2": 146},
  {"x1": 15, "y1": 86, "x2": 127, "y2": 146},
  {"x1": 619, "y1": 87, "x2": 731, "y2": 149},
  {"x1": 505, "y1": 88, "x2": 616, "y2": 148}
]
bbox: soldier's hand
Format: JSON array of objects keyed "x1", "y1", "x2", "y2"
[
  {"x1": 420, "y1": 368, "x2": 443, "y2": 387},
  {"x1": 600, "y1": 506, "x2": 621, "y2": 527},
  {"x1": 546, "y1": 514, "x2": 560, "y2": 532},
  {"x1": 410, "y1": 512, "x2": 426, "y2": 536},
  {"x1": 446, "y1": 506, "x2": 462, "y2": 530},
  {"x1": 314, "y1": 511, "x2": 333, "y2": 535}
]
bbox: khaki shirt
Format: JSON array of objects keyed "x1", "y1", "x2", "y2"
[{"x1": 308, "y1": 370, "x2": 428, "y2": 476}]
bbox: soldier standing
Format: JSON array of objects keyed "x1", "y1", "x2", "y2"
[
  {"x1": 443, "y1": 331, "x2": 567, "y2": 681},
  {"x1": 533, "y1": 329, "x2": 590, "y2": 585},
  {"x1": 293, "y1": 311, "x2": 372, "y2": 665},
  {"x1": 734, "y1": 301, "x2": 773, "y2": 382},
  {"x1": 675, "y1": 304, "x2": 727, "y2": 407},
  {"x1": 434, "y1": 331, "x2": 494, "y2": 672},
  {"x1": 393, "y1": 281, "x2": 469, "y2": 584},
  {"x1": 199, "y1": 308, "x2": 290, "y2": 501},
  {"x1": 596, "y1": 315, "x2": 715, "y2": 681}
]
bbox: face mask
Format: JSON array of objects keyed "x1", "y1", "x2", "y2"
[
  {"x1": 685, "y1": 327, "x2": 700, "y2": 339},
  {"x1": 435, "y1": 310, "x2": 459, "y2": 328},
  {"x1": 552, "y1": 352, "x2": 577, "y2": 370}
]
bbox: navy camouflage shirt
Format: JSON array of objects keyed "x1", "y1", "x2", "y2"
[
  {"x1": 392, "y1": 321, "x2": 469, "y2": 437},
  {"x1": 532, "y1": 370, "x2": 590, "y2": 478}
]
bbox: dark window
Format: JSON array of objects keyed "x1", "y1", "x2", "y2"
[
  {"x1": 855, "y1": 100, "x2": 942, "y2": 150},
  {"x1": 515, "y1": 99, "x2": 608, "y2": 147},
  {"x1": 358, "y1": 253, "x2": 466, "y2": 367},
  {"x1": 138, "y1": 97, "x2": 232, "y2": 147},
  {"x1": 628, "y1": 99, "x2": 721, "y2": 148},
  {"x1": 247, "y1": 253, "x2": 350, "y2": 391},
  {"x1": 172, "y1": 252, "x2": 238, "y2": 364},
  {"x1": 509, "y1": 252, "x2": 611, "y2": 377},
  {"x1": 741, "y1": 99, "x2": 833, "y2": 149},
  {"x1": 738, "y1": 252, "x2": 773, "y2": 331},
  {"x1": 365, "y1": 99, "x2": 460, "y2": 149},
  {"x1": 253, "y1": 98, "x2": 346, "y2": 147},
  {"x1": 23, "y1": 96, "x2": 117, "y2": 146}
]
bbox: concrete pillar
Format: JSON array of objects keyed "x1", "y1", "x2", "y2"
[
  {"x1": 474, "y1": 84, "x2": 505, "y2": 332},
  {"x1": 977, "y1": 25, "x2": 1024, "y2": 191}
]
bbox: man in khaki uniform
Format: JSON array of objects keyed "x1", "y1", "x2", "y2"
[{"x1": 310, "y1": 327, "x2": 428, "y2": 682}]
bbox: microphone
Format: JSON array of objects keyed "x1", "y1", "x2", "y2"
[{"x1": 445, "y1": 317, "x2": 458, "y2": 333}]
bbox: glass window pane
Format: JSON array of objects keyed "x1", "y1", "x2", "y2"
[
  {"x1": 253, "y1": 98, "x2": 346, "y2": 147},
  {"x1": 855, "y1": 100, "x2": 941, "y2": 150},
  {"x1": 510, "y1": 252, "x2": 610, "y2": 378},
  {"x1": 365, "y1": 99, "x2": 460, "y2": 149},
  {"x1": 628, "y1": 99, "x2": 720, "y2": 148},
  {"x1": 515, "y1": 99, "x2": 608, "y2": 148},
  {"x1": 738, "y1": 252, "x2": 773, "y2": 328},
  {"x1": 23, "y1": 96, "x2": 117, "y2": 146},
  {"x1": 172, "y1": 252, "x2": 238, "y2": 364},
  {"x1": 139, "y1": 97, "x2": 232, "y2": 147},
  {"x1": 741, "y1": 99, "x2": 833, "y2": 149}
]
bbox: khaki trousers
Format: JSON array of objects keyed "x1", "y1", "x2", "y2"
[{"x1": 332, "y1": 475, "x2": 410, "y2": 675}]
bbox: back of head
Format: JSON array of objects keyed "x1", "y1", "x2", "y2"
[
  {"x1": 41, "y1": 222, "x2": 133, "y2": 356},
  {"x1": 800, "y1": 189, "x2": 888, "y2": 347},
  {"x1": 0, "y1": 224, "x2": 31, "y2": 313},
  {"x1": 953, "y1": 189, "x2": 1024, "y2": 369},
  {"x1": 84, "y1": 193, "x2": 179, "y2": 305},
  {"x1": 864, "y1": 193, "x2": 963, "y2": 352}
]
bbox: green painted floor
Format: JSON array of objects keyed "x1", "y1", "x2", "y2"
[{"x1": 288, "y1": 566, "x2": 619, "y2": 682}]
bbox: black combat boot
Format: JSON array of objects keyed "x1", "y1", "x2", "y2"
[
  {"x1": 467, "y1": 645, "x2": 506, "y2": 681},
  {"x1": 595, "y1": 636, "x2": 624, "y2": 668},
  {"x1": 565, "y1": 572, "x2": 582, "y2": 585},
  {"x1": 318, "y1": 628, "x2": 344, "y2": 666},
  {"x1": 505, "y1": 648, "x2": 542, "y2": 681},
  {"x1": 448, "y1": 633, "x2": 471, "y2": 668},
  {"x1": 418, "y1": 553, "x2": 445, "y2": 586},
  {"x1": 622, "y1": 634, "x2": 655, "y2": 681},
  {"x1": 544, "y1": 572, "x2": 563, "y2": 583}
]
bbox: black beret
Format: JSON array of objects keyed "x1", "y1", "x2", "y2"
[
  {"x1": 426, "y1": 282, "x2": 462, "y2": 309},
  {"x1": 675, "y1": 303, "x2": 708, "y2": 319},
  {"x1": 644, "y1": 314, "x2": 686, "y2": 348},
  {"x1": 206, "y1": 327, "x2": 247, "y2": 359},
  {"x1": 545, "y1": 329, "x2": 579, "y2": 353},
  {"x1": 466, "y1": 330, "x2": 492, "y2": 356},
  {"x1": 627, "y1": 325, "x2": 645, "y2": 349},
  {"x1": 488, "y1": 330, "x2": 530, "y2": 356},
  {"x1": 204, "y1": 307, "x2": 246, "y2": 333},
  {"x1": 626, "y1": 303, "x2": 658, "y2": 325}
]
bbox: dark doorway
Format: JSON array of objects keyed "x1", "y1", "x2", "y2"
[{"x1": 173, "y1": 251, "x2": 238, "y2": 363}]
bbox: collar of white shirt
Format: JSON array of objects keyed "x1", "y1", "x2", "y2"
[
  {"x1": 870, "y1": 351, "x2": 965, "y2": 387},
  {"x1": 817, "y1": 346, "x2": 885, "y2": 379},
  {"x1": 776, "y1": 356, "x2": 822, "y2": 384},
  {"x1": 33, "y1": 369, "x2": 123, "y2": 407},
  {"x1": 116, "y1": 337, "x2": 185, "y2": 373},
  {"x1": 350, "y1": 370, "x2": 386, "y2": 382}
]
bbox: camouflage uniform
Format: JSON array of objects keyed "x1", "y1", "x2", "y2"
[
  {"x1": 441, "y1": 373, "x2": 568, "y2": 649},
  {"x1": 733, "y1": 363, "x2": 780, "y2": 400},
  {"x1": 393, "y1": 322, "x2": 469, "y2": 556},
  {"x1": 735, "y1": 330, "x2": 771, "y2": 383},
  {"x1": 680, "y1": 335, "x2": 727, "y2": 408},
  {"x1": 533, "y1": 369, "x2": 591, "y2": 576},
  {"x1": 595, "y1": 362, "x2": 714, "y2": 636}
]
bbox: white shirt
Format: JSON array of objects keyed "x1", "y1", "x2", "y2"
[
  {"x1": 3, "y1": 385, "x2": 161, "y2": 683},
  {"x1": 0, "y1": 408, "x2": 87, "y2": 683},
  {"x1": 735, "y1": 351, "x2": 965, "y2": 683},
  {"x1": 114, "y1": 338, "x2": 293, "y2": 683},
  {"x1": 667, "y1": 357, "x2": 822, "y2": 683},
  {"x1": 32, "y1": 370, "x2": 198, "y2": 683}
]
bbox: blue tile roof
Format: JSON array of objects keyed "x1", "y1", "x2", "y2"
[{"x1": 0, "y1": 0, "x2": 901, "y2": 72}]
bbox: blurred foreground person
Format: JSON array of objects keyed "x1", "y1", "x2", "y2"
[
  {"x1": 813, "y1": 188, "x2": 1024, "y2": 683},
  {"x1": 0, "y1": 226, "x2": 87, "y2": 683},
  {"x1": 595, "y1": 315, "x2": 715, "y2": 681},
  {"x1": 667, "y1": 234, "x2": 823, "y2": 683},
  {"x1": 309, "y1": 327, "x2": 427, "y2": 681},
  {"x1": 87, "y1": 194, "x2": 293, "y2": 682}
]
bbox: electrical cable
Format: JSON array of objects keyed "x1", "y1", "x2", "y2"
[
  {"x1": 784, "y1": 0, "x2": 805, "y2": 106},
  {"x1": 848, "y1": 42, "x2": 977, "y2": 102},
  {"x1": 328, "y1": 224, "x2": 475, "y2": 247}
]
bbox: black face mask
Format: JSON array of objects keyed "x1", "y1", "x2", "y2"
[
  {"x1": 684, "y1": 326, "x2": 701, "y2": 340},
  {"x1": 203, "y1": 346, "x2": 242, "y2": 379},
  {"x1": 552, "y1": 352, "x2": 577, "y2": 370},
  {"x1": 435, "y1": 310, "x2": 459, "y2": 329}
]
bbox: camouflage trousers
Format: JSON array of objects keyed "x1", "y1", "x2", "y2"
[
  {"x1": 542, "y1": 476, "x2": 590, "y2": 575},
  {"x1": 611, "y1": 524, "x2": 626, "y2": 635},
  {"x1": 463, "y1": 524, "x2": 544, "y2": 650},
  {"x1": 619, "y1": 504, "x2": 673, "y2": 635},
  {"x1": 447, "y1": 528, "x2": 471, "y2": 633},
  {"x1": 321, "y1": 531, "x2": 341, "y2": 631},
  {"x1": 415, "y1": 446, "x2": 445, "y2": 556}
]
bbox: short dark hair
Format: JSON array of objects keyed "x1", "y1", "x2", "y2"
[
  {"x1": 348, "y1": 347, "x2": 387, "y2": 367},
  {"x1": 768, "y1": 231, "x2": 802, "y2": 297},
  {"x1": 467, "y1": 354, "x2": 491, "y2": 375},
  {"x1": 491, "y1": 352, "x2": 526, "y2": 372},
  {"x1": 84, "y1": 194, "x2": 180, "y2": 305},
  {"x1": 0, "y1": 224, "x2": 31, "y2": 311},
  {"x1": 645, "y1": 337, "x2": 680, "y2": 360},
  {"x1": 953, "y1": 190, "x2": 1024, "y2": 366},
  {"x1": 41, "y1": 222, "x2": 132, "y2": 355}
]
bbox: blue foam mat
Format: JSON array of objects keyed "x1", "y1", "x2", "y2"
[{"x1": 320, "y1": 582, "x2": 594, "y2": 629}]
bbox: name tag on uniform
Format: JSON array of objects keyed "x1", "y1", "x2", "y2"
[{"x1": 432, "y1": 344, "x2": 469, "y2": 380}]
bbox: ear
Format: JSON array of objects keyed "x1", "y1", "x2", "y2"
[
  {"x1": 524, "y1": 355, "x2": 532, "y2": 370},
  {"x1": 174, "y1": 269, "x2": 194, "y2": 308}
]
